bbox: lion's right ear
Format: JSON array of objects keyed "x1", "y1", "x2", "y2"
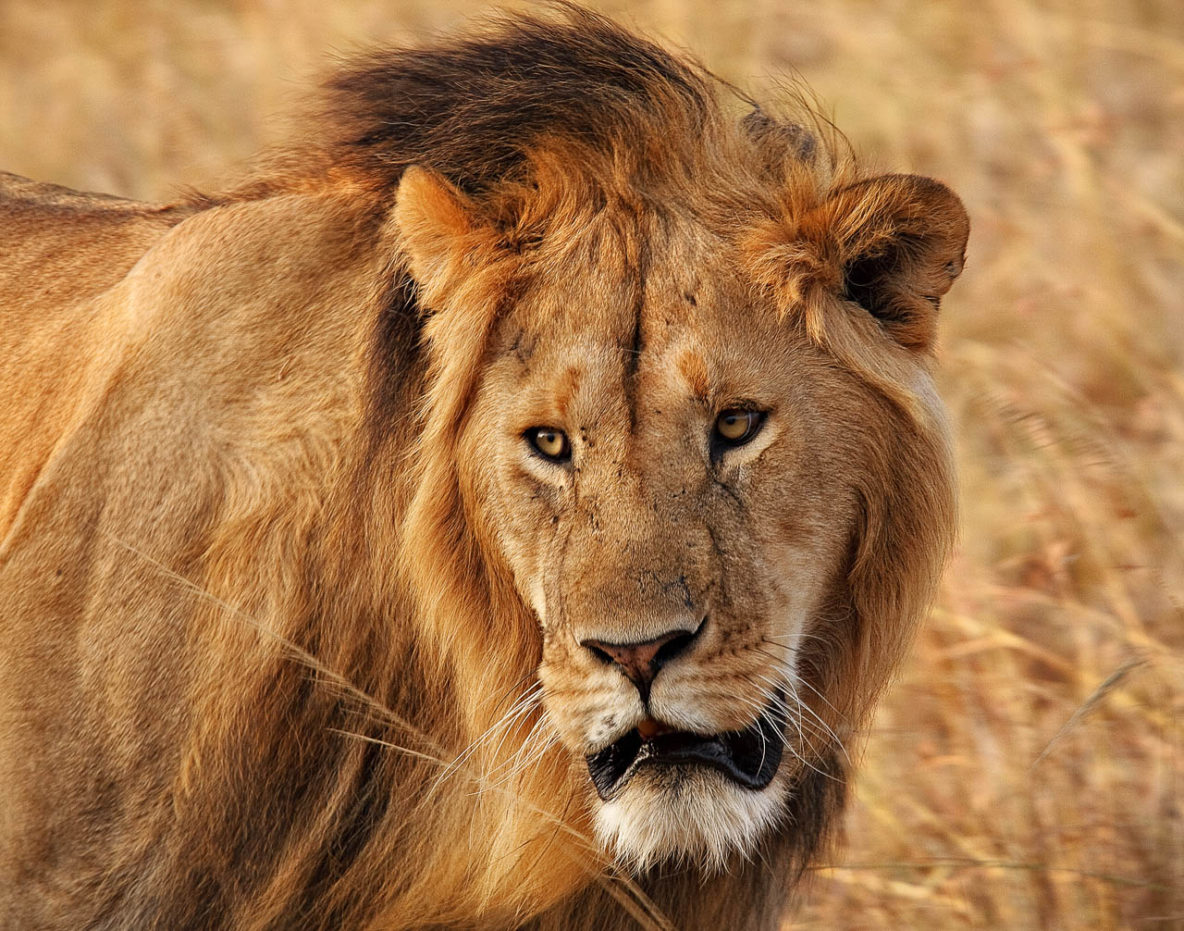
[
  {"x1": 749, "y1": 174, "x2": 969, "y2": 353},
  {"x1": 806, "y1": 174, "x2": 969, "y2": 351},
  {"x1": 393, "y1": 166, "x2": 506, "y2": 310}
]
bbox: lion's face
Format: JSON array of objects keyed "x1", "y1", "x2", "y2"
[
  {"x1": 397, "y1": 156, "x2": 964, "y2": 873},
  {"x1": 453, "y1": 213, "x2": 889, "y2": 869}
]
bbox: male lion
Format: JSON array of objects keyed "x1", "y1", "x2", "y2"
[{"x1": 0, "y1": 8, "x2": 967, "y2": 929}]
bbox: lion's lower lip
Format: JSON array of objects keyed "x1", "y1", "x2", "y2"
[{"x1": 586, "y1": 703, "x2": 786, "y2": 800}]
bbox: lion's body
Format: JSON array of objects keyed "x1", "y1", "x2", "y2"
[{"x1": 0, "y1": 10, "x2": 966, "y2": 929}]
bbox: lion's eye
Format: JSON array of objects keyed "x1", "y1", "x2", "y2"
[
  {"x1": 527, "y1": 427, "x2": 571, "y2": 463},
  {"x1": 713, "y1": 409, "x2": 765, "y2": 447}
]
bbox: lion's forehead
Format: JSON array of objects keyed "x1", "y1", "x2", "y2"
[
  {"x1": 497, "y1": 253, "x2": 802, "y2": 418},
  {"x1": 513, "y1": 209, "x2": 760, "y2": 337}
]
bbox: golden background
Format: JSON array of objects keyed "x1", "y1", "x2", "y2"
[{"x1": 2, "y1": 0, "x2": 1181, "y2": 926}]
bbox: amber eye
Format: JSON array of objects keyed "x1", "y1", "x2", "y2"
[
  {"x1": 713, "y1": 409, "x2": 765, "y2": 447},
  {"x1": 527, "y1": 427, "x2": 571, "y2": 463}
]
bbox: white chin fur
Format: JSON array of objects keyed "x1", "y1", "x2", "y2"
[{"x1": 594, "y1": 767, "x2": 784, "y2": 873}]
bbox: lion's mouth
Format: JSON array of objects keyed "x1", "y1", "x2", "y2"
[{"x1": 586, "y1": 705, "x2": 786, "y2": 801}]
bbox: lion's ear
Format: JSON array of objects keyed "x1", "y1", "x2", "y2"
[
  {"x1": 393, "y1": 166, "x2": 504, "y2": 308},
  {"x1": 803, "y1": 174, "x2": 969, "y2": 351}
]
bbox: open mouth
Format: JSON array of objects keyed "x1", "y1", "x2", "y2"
[{"x1": 586, "y1": 704, "x2": 786, "y2": 801}]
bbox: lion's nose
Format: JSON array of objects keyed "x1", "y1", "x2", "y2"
[{"x1": 580, "y1": 625, "x2": 700, "y2": 704}]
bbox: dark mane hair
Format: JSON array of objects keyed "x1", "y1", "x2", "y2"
[
  {"x1": 208, "y1": 4, "x2": 833, "y2": 211},
  {"x1": 322, "y1": 6, "x2": 716, "y2": 195}
]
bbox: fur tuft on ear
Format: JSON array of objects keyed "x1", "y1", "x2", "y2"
[{"x1": 797, "y1": 174, "x2": 969, "y2": 351}]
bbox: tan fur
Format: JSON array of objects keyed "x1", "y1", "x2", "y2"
[{"x1": 0, "y1": 9, "x2": 967, "y2": 929}]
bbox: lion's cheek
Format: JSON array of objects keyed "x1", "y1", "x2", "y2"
[{"x1": 525, "y1": 575, "x2": 549, "y2": 625}]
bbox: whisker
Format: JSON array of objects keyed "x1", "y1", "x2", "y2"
[
  {"x1": 736, "y1": 670, "x2": 848, "y2": 781},
  {"x1": 752, "y1": 668, "x2": 848, "y2": 757}
]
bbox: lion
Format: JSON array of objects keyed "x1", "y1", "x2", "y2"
[{"x1": 0, "y1": 8, "x2": 967, "y2": 929}]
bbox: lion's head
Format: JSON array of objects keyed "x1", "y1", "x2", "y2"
[
  {"x1": 0, "y1": 8, "x2": 967, "y2": 928},
  {"x1": 380, "y1": 9, "x2": 968, "y2": 877}
]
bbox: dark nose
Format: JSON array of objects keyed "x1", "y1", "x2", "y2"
[{"x1": 580, "y1": 625, "x2": 701, "y2": 704}]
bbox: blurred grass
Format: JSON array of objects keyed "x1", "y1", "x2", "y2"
[{"x1": 2, "y1": 0, "x2": 1181, "y2": 927}]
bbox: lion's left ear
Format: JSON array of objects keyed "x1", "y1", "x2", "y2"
[
  {"x1": 393, "y1": 165, "x2": 510, "y2": 311},
  {"x1": 391, "y1": 166, "x2": 520, "y2": 436},
  {"x1": 802, "y1": 174, "x2": 969, "y2": 351}
]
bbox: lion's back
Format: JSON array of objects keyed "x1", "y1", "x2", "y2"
[
  {"x1": 0, "y1": 173, "x2": 191, "y2": 537},
  {"x1": 0, "y1": 171, "x2": 186, "y2": 308}
]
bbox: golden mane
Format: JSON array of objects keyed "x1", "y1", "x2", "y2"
[{"x1": 0, "y1": 7, "x2": 965, "y2": 929}]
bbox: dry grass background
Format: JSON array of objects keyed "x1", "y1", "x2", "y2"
[{"x1": 2, "y1": 0, "x2": 1181, "y2": 927}]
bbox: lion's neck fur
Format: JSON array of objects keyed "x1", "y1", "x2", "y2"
[
  {"x1": 152, "y1": 251, "x2": 607, "y2": 928},
  {"x1": 0, "y1": 180, "x2": 604, "y2": 928}
]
